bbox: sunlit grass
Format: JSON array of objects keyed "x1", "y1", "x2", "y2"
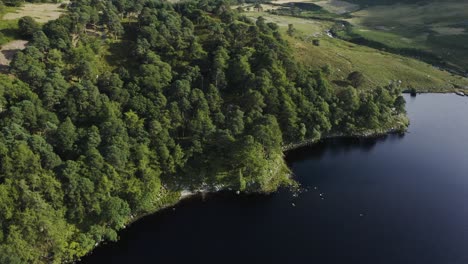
[{"x1": 244, "y1": 10, "x2": 468, "y2": 92}]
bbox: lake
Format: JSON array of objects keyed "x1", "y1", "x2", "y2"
[{"x1": 81, "y1": 94, "x2": 468, "y2": 264}]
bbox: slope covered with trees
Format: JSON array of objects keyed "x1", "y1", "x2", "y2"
[{"x1": 0, "y1": 0, "x2": 407, "y2": 262}]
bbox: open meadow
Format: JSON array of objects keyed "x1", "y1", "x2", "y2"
[
  {"x1": 341, "y1": 0, "x2": 468, "y2": 74},
  {"x1": 2, "y1": 3, "x2": 65, "y2": 23},
  {"x1": 243, "y1": 8, "x2": 468, "y2": 92}
]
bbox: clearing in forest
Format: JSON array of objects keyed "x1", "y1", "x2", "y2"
[
  {"x1": 0, "y1": 39, "x2": 27, "y2": 69},
  {"x1": 2, "y1": 3, "x2": 66, "y2": 23}
]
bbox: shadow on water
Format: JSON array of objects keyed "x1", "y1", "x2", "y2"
[{"x1": 285, "y1": 134, "x2": 405, "y2": 165}]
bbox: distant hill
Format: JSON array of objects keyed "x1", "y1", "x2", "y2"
[{"x1": 346, "y1": 0, "x2": 438, "y2": 6}]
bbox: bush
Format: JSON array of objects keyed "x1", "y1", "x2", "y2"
[
  {"x1": 18, "y1": 16, "x2": 40, "y2": 39},
  {"x1": 347, "y1": 71, "x2": 365, "y2": 88}
]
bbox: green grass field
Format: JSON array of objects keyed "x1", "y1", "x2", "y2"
[
  {"x1": 341, "y1": 1, "x2": 468, "y2": 73},
  {"x1": 244, "y1": 10, "x2": 468, "y2": 92},
  {"x1": 0, "y1": 6, "x2": 20, "y2": 46}
]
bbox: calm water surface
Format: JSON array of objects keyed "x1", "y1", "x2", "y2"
[{"x1": 82, "y1": 94, "x2": 468, "y2": 264}]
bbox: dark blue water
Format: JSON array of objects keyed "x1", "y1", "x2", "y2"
[{"x1": 82, "y1": 94, "x2": 468, "y2": 264}]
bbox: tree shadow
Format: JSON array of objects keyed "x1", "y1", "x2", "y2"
[
  {"x1": 285, "y1": 133, "x2": 405, "y2": 165},
  {"x1": 2, "y1": 49, "x2": 20, "y2": 61},
  {"x1": 103, "y1": 22, "x2": 139, "y2": 69},
  {"x1": 0, "y1": 49, "x2": 22, "y2": 74},
  {"x1": 0, "y1": 28, "x2": 21, "y2": 40},
  {"x1": 332, "y1": 80, "x2": 351, "y2": 87},
  {"x1": 0, "y1": 65, "x2": 8, "y2": 74},
  {"x1": 104, "y1": 40, "x2": 134, "y2": 68}
]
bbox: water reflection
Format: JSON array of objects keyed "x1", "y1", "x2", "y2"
[{"x1": 285, "y1": 134, "x2": 404, "y2": 164}]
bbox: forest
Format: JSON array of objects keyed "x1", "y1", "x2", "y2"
[{"x1": 0, "y1": 0, "x2": 407, "y2": 262}]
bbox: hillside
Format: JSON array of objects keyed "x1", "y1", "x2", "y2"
[
  {"x1": 242, "y1": 6, "x2": 468, "y2": 92},
  {"x1": 0, "y1": 0, "x2": 408, "y2": 263},
  {"x1": 327, "y1": 0, "x2": 468, "y2": 76},
  {"x1": 344, "y1": 0, "x2": 443, "y2": 7}
]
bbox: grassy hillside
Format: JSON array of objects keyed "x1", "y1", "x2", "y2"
[
  {"x1": 331, "y1": 0, "x2": 468, "y2": 75},
  {"x1": 0, "y1": 6, "x2": 20, "y2": 46},
  {"x1": 343, "y1": 0, "x2": 444, "y2": 7},
  {"x1": 243, "y1": 10, "x2": 468, "y2": 92}
]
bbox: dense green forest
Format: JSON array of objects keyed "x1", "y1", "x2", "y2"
[{"x1": 0, "y1": 0, "x2": 407, "y2": 262}]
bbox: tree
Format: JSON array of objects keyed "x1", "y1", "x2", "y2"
[
  {"x1": 338, "y1": 86, "x2": 360, "y2": 112},
  {"x1": 287, "y1": 24, "x2": 295, "y2": 36},
  {"x1": 43, "y1": 19, "x2": 72, "y2": 50},
  {"x1": 359, "y1": 98, "x2": 380, "y2": 129},
  {"x1": 252, "y1": 115, "x2": 283, "y2": 154},
  {"x1": 211, "y1": 47, "x2": 229, "y2": 89},
  {"x1": 227, "y1": 108, "x2": 245, "y2": 135},
  {"x1": 347, "y1": 71, "x2": 365, "y2": 88},
  {"x1": 10, "y1": 46, "x2": 46, "y2": 89},
  {"x1": 101, "y1": 196, "x2": 130, "y2": 229},
  {"x1": 3, "y1": 0, "x2": 22, "y2": 7},
  {"x1": 102, "y1": 7, "x2": 124, "y2": 38},
  {"x1": 18, "y1": 16, "x2": 40, "y2": 39},
  {"x1": 31, "y1": 31, "x2": 50, "y2": 51},
  {"x1": 254, "y1": 3, "x2": 262, "y2": 12},
  {"x1": 54, "y1": 117, "x2": 77, "y2": 157},
  {"x1": 394, "y1": 95, "x2": 406, "y2": 114}
]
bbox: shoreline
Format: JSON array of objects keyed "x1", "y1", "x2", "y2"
[
  {"x1": 402, "y1": 90, "x2": 468, "y2": 95},
  {"x1": 125, "y1": 126, "x2": 408, "y2": 223},
  {"x1": 282, "y1": 129, "x2": 404, "y2": 152},
  {"x1": 80, "y1": 117, "x2": 408, "y2": 262}
]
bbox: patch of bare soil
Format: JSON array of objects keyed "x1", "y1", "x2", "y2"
[{"x1": 0, "y1": 40, "x2": 28, "y2": 71}]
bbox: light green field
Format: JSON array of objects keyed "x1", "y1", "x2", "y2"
[
  {"x1": 0, "y1": 6, "x2": 20, "y2": 46},
  {"x1": 289, "y1": 35, "x2": 468, "y2": 92},
  {"x1": 351, "y1": 28, "x2": 427, "y2": 49},
  {"x1": 343, "y1": 0, "x2": 468, "y2": 72},
  {"x1": 348, "y1": 1, "x2": 468, "y2": 28},
  {"x1": 245, "y1": 11, "x2": 332, "y2": 33},
  {"x1": 311, "y1": 0, "x2": 359, "y2": 14},
  {"x1": 2, "y1": 3, "x2": 65, "y2": 23},
  {"x1": 244, "y1": 11, "x2": 468, "y2": 92}
]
